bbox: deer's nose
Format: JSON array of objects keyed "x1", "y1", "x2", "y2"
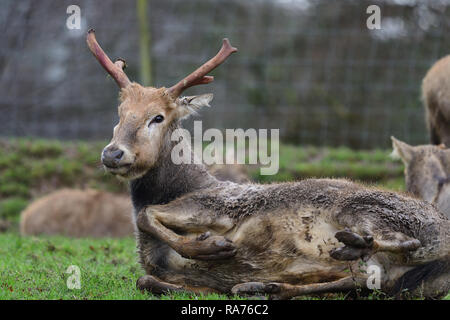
[{"x1": 102, "y1": 147, "x2": 124, "y2": 168}]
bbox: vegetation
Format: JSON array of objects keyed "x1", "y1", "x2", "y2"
[
  {"x1": 255, "y1": 144, "x2": 404, "y2": 191},
  {"x1": 0, "y1": 233, "x2": 242, "y2": 300},
  {"x1": 0, "y1": 232, "x2": 447, "y2": 300}
]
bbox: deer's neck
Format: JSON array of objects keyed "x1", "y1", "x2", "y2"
[{"x1": 130, "y1": 129, "x2": 218, "y2": 213}]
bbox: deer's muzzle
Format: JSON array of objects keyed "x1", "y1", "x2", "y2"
[{"x1": 102, "y1": 146, "x2": 125, "y2": 169}]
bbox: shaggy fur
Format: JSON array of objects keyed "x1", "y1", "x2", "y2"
[
  {"x1": 392, "y1": 137, "x2": 450, "y2": 218},
  {"x1": 207, "y1": 163, "x2": 250, "y2": 184},
  {"x1": 391, "y1": 257, "x2": 450, "y2": 299}
]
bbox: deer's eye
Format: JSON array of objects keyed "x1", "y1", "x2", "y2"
[
  {"x1": 154, "y1": 115, "x2": 164, "y2": 123},
  {"x1": 149, "y1": 115, "x2": 164, "y2": 127}
]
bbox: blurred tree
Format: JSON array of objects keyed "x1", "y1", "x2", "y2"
[{"x1": 137, "y1": 0, "x2": 152, "y2": 86}]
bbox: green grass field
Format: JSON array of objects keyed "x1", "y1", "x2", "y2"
[
  {"x1": 0, "y1": 233, "x2": 241, "y2": 300},
  {"x1": 0, "y1": 138, "x2": 447, "y2": 300},
  {"x1": 1, "y1": 232, "x2": 447, "y2": 300}
]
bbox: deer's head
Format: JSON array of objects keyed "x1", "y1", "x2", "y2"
[
  {"x1": 87, "y1": 29, "x2": 237, "y2": 180},
  {"x1": 391, "y1": 137, "x2": 450, "y2": 209}
]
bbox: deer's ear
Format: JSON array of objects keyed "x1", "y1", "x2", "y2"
[
  {"x1": 391, "y1": 136, "x2": 414, "y2": 164},
  {"x1": 176, "y1": 94, "x2": 213, "y2": 119}
]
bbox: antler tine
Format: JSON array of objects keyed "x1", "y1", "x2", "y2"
[
  {"x1": 114, "y1": 58, "x2": 127, "y2": 71},
  {"x1": 86, "y1": 29, "x2": 131, "y2": 89},
  {"x1": 168, "y1": 38, "x2": 237, "y2": 98}
]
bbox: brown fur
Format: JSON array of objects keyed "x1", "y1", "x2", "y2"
[
  {"x1": 20, "y1": 189, "x2": 134, "y2": 238},
  {"x1": 422, "y1": 55, "x2": 450, "y2": 146},
  {"x1": 392, "y1": 137, "x2": 450, "y2": 219},
  {"x1": 207, "y1": 164, "x2": 250, "y2": 183},
  {"x1": 206, "y1": 147, "x2": 252, "y2": 183}
]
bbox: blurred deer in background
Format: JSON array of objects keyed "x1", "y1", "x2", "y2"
[
  {"x1": 422, "y1": 55, "x2": 450, "y2": 146},
  {"x1": 392, "y1": 137, "x2": 450, "y2": 219},
  {"x1": 207, "y1": 163, "x2": 250, "y2": 184},
  {"x1": 207, "y1": 148, "x2": 251, "y2": 184},
  {"x1": 88, "y1": 29, "x2": 449, "y2": 299},
  {"x1": 20, "y1": 189, "x2": 134, "y2": 238}
]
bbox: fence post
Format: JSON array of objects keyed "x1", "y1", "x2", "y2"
[{"x1": 137, "y1": 0, "x2": 152, "y2": 86}]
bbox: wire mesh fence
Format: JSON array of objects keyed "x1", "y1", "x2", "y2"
[{"x1": 1, "y1": 0, "x2": 449, "y2": 148}]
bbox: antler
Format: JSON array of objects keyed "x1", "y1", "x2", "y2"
[
  {"x1": 87, "y1": 29, "x2": 131, "y2": 89},
  {"x1": 168, "y1": 38, "x2": 237, "y2": 98}
]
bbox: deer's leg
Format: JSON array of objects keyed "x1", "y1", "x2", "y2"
[
  {"x1": 329, "y1": 229, "x2": 421, "y2": 261},
  {"x1": 232, "y1": 276, "x2": 368, "y2": 300},
  {"x1": 136, "y1": 206, "x2": 236, "y2": 261},
  {"x1": 137, "y1": 275, "x2": 218, "y2": 295},
  {"x1": 430, "y1": 123, "x2": 441, "y2": 145},
  {"x1": 137, "y1": 275, "x2": 184, "y2": 294}
]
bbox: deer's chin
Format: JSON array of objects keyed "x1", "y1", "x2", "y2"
[{"x1": 105, "y1": 165, "x2": 147, "y2": 181}]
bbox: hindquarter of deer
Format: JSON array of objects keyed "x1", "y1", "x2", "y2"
[
  {"x1": 135, "y1": 180, "x2": 448, "y2": 295},
  {"x1": 136, "y1": 201, "x2": 354, "y2": 292}
]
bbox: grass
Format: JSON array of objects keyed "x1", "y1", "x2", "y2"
[
  {"x1": 0, "y1": 233, "x2": 241, "y2": 300},
  {"x1": 4, "y1": 137, "x2": 444, "y2": 300},
  {"x1": 1, "y1": 232, "x2": 447, "y2": 300},
  {"x1": 255, "y1": 144, "x2": 404, "y2": 191}
]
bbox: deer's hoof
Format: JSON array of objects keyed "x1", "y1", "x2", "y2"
[
  {"x1": 330, "y1": 230, "x2": 373, "y2": 261},
  {"x1": 329, "y1": 246, "x2": 369, "y2": 261},
  {"x1": 184, "y1": 235, "x2": 237, "y2": 261},
  {"x1": 335, "y1": 230, "x2": 373, "y2": 248}
]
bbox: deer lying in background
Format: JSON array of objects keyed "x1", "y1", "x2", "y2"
[
  {"x1": 391, "y1": 137, "x2": 450, "y2": 219},
  {"x1": 207, "y1": 149, "x2": 251, "y2": 184},
  {"x1": 207, "y1": 163, "x2": 250, "y2": 184},
  {"x1": 20, "y1": 189, "x2": 134, "y2": 238},
  {"x1": 422, "y1": 55, "x2": 450, "y2": 146},
  {"x1": 88, "y1": 29, "x2": 449, "y2": 299}
]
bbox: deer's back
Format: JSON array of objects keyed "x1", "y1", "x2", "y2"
[
  {"x1": 191, "y1": 179, "x2": 448, "y2": 259},
  {"x1": 423, "y1": 55, "x2": 450, "y2": 122},
  {"x1": 135, "y1": 179, "x2": 449, "y2": 291}
]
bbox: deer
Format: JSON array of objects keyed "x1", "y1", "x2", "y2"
[
  {"x1": 391, "y1": 137, "x2": 450, "y2": 219},
  {"x1": 87, "y1": 29, "x2": 449, "y2": 299},
  {"x1": 422, "y1": 55, "x2": 450, "y2": 146},
  {"x1": 20, "y1": 189, "x2": 134, "y2": 238},
  {"x1": 207, "y1": 148, "x2": 251, "y2": 184}
]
